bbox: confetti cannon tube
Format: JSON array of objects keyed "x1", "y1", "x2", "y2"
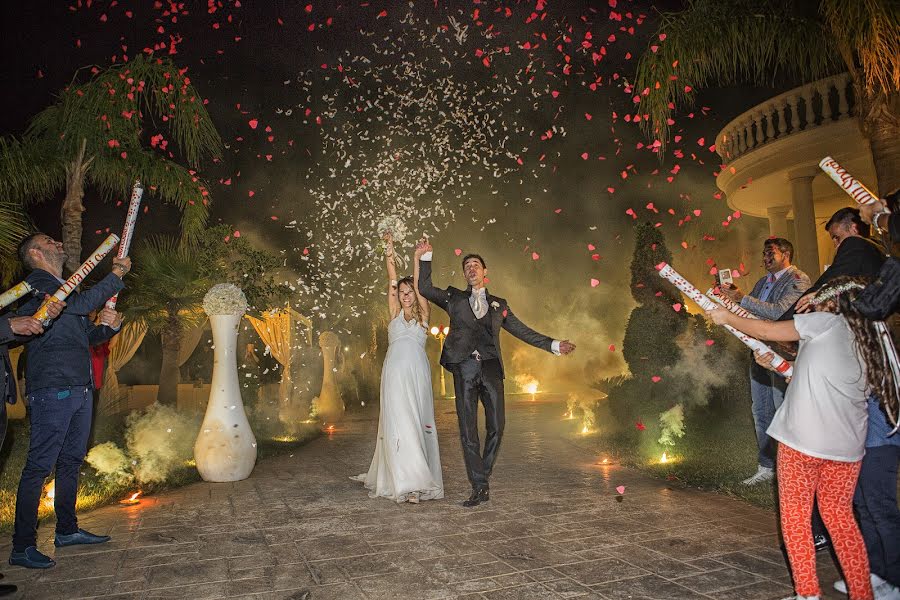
[
  {"x1": 818, "y1": 156, "x2": 880, "y2": 206},
  {"x1": 0, "y1": 281, "x2": 33, "y2": 311},
  {"x1": 657, "y1": 263, "x2": 793, "y2": 378},
  {"x1": 705, "y1": 288, "x2": 758, "y2": 319},
  {"x1": 105, "y1": 181, "x2": 144, "y2": 311},
  {"x1": 32, "y1": 234, "x2": 120, "y2": 323}
]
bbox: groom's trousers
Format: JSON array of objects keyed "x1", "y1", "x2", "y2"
[{"x1": 450, "y1": 357, "x2": 505, "y2": 491}]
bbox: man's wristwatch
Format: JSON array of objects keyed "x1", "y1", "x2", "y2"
[{"x1": 112, "y1": 264, "x2": 127, "y2": 275}]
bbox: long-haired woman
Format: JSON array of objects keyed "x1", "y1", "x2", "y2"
[
  {"x1": 351, "y1": 232, "x2": 443, "y2": 503},
  {"x1": 707, "y1": 276, "x2": 898, "y2": 600}
]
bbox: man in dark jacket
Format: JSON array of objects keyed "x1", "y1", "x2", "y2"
[
  {"x1": 417, "y1": 240, "x2": 575, "y2": 507},
  {"x1": 2, "y1": 296, "x2": 64, "y2": 594},
  {"x1": 8, "y1": 233, "x2": 130, "y2": 569},
  {"x1": 781, "y1": 207, "x2": 885, "y2": 319}
]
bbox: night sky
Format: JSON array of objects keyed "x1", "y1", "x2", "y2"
[{"x1": 1, "y1": 0, "x2": 785, "y2": 387}]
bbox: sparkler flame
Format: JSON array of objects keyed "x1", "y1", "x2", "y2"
[
  {"x1": 660, "y1": 452, "x2": 669, "y2": 464},
  {"x1": 42, "y1": 480, "x2": 55, "y2": 509},
  {"x1": 120, "y1": 491, "x2": 143, "y2": 505}
]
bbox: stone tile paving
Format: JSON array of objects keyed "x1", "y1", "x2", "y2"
[{"x1": 0, "y1": 393, "x2": 849, "y2": 599}]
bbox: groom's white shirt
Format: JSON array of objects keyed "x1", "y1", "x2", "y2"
[{"x1": 419, "y1": 252, "x2": 561, "y2": 355}]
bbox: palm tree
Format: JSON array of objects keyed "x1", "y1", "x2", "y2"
[
  {"x1": 125, "y1": 236, "x2": 209, "y2": 406},
  {"x1": 634, "y1": 0, "x2": 899, "y2": 193},
  {"x1": 26, "y1": 55, "x2": 222, "y2": 273},
  {"x1": 0, "y1": 136, "x2": 60, "y2": 283}
]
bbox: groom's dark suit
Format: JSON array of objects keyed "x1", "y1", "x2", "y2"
[{"x1": 418, "y1": 257, "x2": 556, "y2": 492}]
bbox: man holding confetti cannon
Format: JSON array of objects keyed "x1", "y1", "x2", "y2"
[
  {"x1": 8, "y1": 233, "x2": 131, "y2": 569},
  {"x1": 1, "y1": 286, "x2": 65, "y2": 594}
]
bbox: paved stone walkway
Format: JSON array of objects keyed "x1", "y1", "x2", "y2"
[{"x1": 1, "y1": 393, "x2": 848, "y2": 599}]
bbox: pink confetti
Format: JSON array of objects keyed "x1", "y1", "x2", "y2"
[
  {"x1": 608, "y1": 344, "x2": 616, "y2": 352},
  {"x1": 590, "y1": 278, "x2": 600, "y2": 287},
  {"x1": 615, "y1": 485, "x2": 625, "y2": 495},
  {"x1": 651, "y1": 376, "x2": 662, "y2": 383},
  {"x1": 705, "y1": 339, "x2": 715, "y2": 346},
  {"x1": 672, "y1": 303, "x2": 682, "y2": 312},
  {"x1": 248, "y1": 119, "x2": 258, "y2": 129},
  {"x1": 531, "y1": 252, "x2": 540, "y2": 260},
  {"x1": 454, "y1": 249, "x2": 462, "y2": 256}
]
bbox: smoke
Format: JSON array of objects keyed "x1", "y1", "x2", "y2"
[
  {"x1": 658, "y1": 404, "x2": 685, "y2": 447},
  {"x1": 85, "y1": 442, "x2": 132, "y2": 486},
  {"x1": 86, "y1": 405, "x2": 198, "y2": 485},
  {"x1": 655, "y1": 322, "x2": 735, "y2": 447},
  {"x1": 125, "y1": 404, "x2": 199, "y2": 483}
]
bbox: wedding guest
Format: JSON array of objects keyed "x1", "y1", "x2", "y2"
[
  {"x1": 2, "y1": 296, "x2": 65, "y2": 595},
  {"x1": 9, "y1": 234, "x2": 130, "y2": 569},
  {"x1": 721, "y1": 238, "x2": 810, "y2": 485},
  {"x1": 784, "y1": 207, "x2": 885, "y2": 318},
  {"x1": 708, "y1": 276, "x2": 898, "y2": 600}
]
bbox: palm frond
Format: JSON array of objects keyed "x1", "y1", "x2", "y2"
[
  {"x1": 27, "y1": 55, "x2": 222, "y2": 168},
  {"x1": 0, "y1": 136, "x2": 63, "y2": 205},
  {"x1": 123, "y1": 235, "x2": 209, "y2": 333},
  {"x1": 87, "y1": 148, "x2": 210, "y2": 243},
  {"x1": 634, "y1": 0, "x2": 842, "y2": 153},
  {"x1": 819, "y1": 0, "x2": 900, "y2": 96}
]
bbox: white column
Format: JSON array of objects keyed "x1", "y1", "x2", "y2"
[
  {"x1": 766, "y1": 206, "x2": 791, "y2": 239},
  {"x1": 788, "y1": 167, "x2": 821, "y2": 278}
]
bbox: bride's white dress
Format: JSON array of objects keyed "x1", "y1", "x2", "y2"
[{"x1": 351, "y1": 312, "x2": 444, "y2": 502}]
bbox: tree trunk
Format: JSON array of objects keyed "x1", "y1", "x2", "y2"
[
  {"x1": 158, "y1": 313, "x2": 183, "y2": 406},
  {"x1": 61, "y1": 138, "x2": 93, "y2": 275},
  {"x1": 858, "y1": 91, "x2": 900, "y2": 198}
]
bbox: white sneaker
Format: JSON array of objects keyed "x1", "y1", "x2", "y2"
[
  {"x1": 833, "y1": 574, "x2": 899, "y2": 599},
  {"x1": 875, "y1": 581, "x2": 900, "y2": 600},
  {"x1": 742, "y1": 465, "x2": 774, "y2": 485}
]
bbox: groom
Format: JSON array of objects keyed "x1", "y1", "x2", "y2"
[{"x1": 417, "y1": 241, "x2": 575, "y2": 507}]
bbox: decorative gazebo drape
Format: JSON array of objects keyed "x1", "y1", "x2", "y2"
[
  {"x1": 245, "y1": 307, "x2": 312, "y2": 403},
  {"x1": 99, "y1": 321, "x2": 148, "y2": 415},
  {"x1": 178, "y1": 318, "x2": 209, "y2": 368}
]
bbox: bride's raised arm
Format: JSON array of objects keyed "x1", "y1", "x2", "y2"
[
  {"x1": 384, "y1": 233, "x2": 400, "y2": 318},
  {"x1": 413, "y1": 238, "x2": 431, "y2": 325}
]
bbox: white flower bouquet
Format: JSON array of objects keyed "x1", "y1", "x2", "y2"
[
  {"x1": 203, "y1": 283, "x2": 248, "y2": 316},
  {"x1": 377, "y1": 214, "x2": 413, "y2": 268}
]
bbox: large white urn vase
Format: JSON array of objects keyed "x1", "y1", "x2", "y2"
[{"x1": 194, "y1": 285, "x2": 257, "y2": 482}]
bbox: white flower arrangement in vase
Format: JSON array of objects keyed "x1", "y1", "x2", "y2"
[{"x1": 203, "y1": 283, "x2": 248, "y2": 316}]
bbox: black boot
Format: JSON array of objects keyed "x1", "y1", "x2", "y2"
[
  {"x1": 462, "y1": 488, "x2": 490, "y2": 507},
  {"x1": 0, "y1": 583, "x2": 17, "y2": 597}
]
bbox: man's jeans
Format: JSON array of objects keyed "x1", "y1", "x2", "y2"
[
  {"x1": 855, "y1": 445, "x2": 900, "y2": 585},
  {"x1": 749, "y1": 365, "x2": 785, "y2": 470},
  {"x1": 13, "y1": 386, "x2": 92, "y2": 551}
]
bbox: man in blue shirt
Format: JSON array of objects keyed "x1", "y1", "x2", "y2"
[{"x1": 721, "y1": 237, "x2": 810, "y2": 485}]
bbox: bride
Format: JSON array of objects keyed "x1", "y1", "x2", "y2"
[{"x1": 351, "y1": 233, "x2": 443, "y2": 503}]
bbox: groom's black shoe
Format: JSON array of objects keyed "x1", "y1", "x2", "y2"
[{"x1": 462, "y1": 488, "x2": 489, "y2": 507}]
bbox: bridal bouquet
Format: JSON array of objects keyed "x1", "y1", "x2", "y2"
[
  {"x1": 376, "y1": 214, "x2": 412, "y2": 268},
  {"x1": 203, "y1": 283, "x2": 248, "y2": 316}
]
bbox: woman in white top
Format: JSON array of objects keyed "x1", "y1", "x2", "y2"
[
  {"x1": 351, "y1": 233, "x2": 443, "y2": 503},
  {"x1": 708, "y1": 276, "x2": 898, "y2": 600}
]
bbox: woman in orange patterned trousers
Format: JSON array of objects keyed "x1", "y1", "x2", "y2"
[{"x1": 708, "y1": 276, "x2": 898, "y2": 600}]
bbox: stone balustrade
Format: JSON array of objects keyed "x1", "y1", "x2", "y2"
[{"x1": 716, "y1": 73, "x2": 854, "y2": 163}]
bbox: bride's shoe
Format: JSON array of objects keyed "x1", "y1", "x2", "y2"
[{"x1": 407, "y1": 492, "x2": 420, "y2": 504}]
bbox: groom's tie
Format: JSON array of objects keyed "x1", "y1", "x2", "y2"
[{"x1": 470, "y1": 288, "x2": 488, "y2": 319}]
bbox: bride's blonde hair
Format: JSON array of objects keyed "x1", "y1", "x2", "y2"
[{"x1": 397, "y1": 275, "x2": 422, "y2": 325}]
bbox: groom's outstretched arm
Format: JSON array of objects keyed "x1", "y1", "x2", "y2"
[
  {"x1": 417, "y1": 255, "x2": 450, "y2": 311},
  {"x1": 502, "y1": 307, "x2": 572, "y2": 355},
  {"x1": 502, "y1": 307, "x2": 553, "y2": 352}
]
